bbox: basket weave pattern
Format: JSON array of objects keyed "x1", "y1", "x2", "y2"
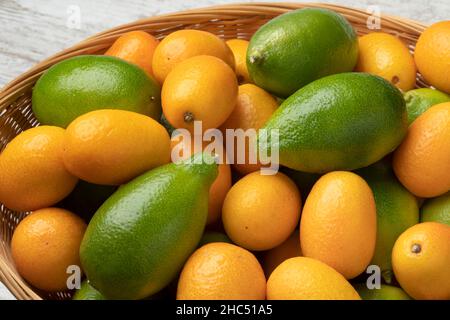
[{"x1": 0, "y1": 2, "x2": 428, "y2": 300}]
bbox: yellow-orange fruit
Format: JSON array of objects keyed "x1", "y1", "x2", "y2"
[
  {"x1": 221, "y1": 83, "x2": 278, "y2": 175},
  {"x1": 0, "y1": 126, "x2": 78, "y2": 212},
  {"x1": 300, "y1": 171, "x2": 377, "y2": 279},
  {"x1": 105, "y1": 30, "x2": 159, "y2": 76},
  {"x1": 267, "y1": 257, "x2": 361, "y2": 300},
  {"x1": 356, "y1": 32, "x2": 416, "y2": 91},
  {"x1": 11, "y1": 208, "x2": 86, "y2": 291},
  {"x1": 63, "y1": 109, "x2": 170, "y2": 185},
  {"x1": 226, "y1": 39, "x2": 251, "y2": 83},
  {"x1": 392, "y1": 222, "x2": 450, "y2": 300},
  {"x1": 414, "y1": 21, "x2": 450, "y2": 94},
  {"x1": 393, "y1": 102, "x2": 450, "y2": 198},
  {"x1": 222, "y1": 172, "x2": 301, "y2": 251},
  {"x1": 177, "y1": 242, "x2": 266, "y2": 300},
  {"x1": 152, "y1": 29, "x2": 235, "y2": 83}
]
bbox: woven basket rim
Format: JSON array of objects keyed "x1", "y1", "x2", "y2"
[
  {"x1": 0, "y1": 2, "x2": 430, "y2": 300},
  {"x1": 0, "y1": 2, "x2": 427, "y2": 103}
]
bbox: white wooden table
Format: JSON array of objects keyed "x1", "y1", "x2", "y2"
[
  {"x1": 0, "y1": 0, "x2": 448, "y2": 299},
  {"x1": 0, "y1": 0, "x2": 449, "y2": 88}
]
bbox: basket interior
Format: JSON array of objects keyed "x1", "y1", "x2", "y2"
[{"x1": 0, "y1": 3, "x2": 429, "y2": 300}]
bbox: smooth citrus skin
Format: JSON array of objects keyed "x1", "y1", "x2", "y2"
[
  {"x1": 177, "y1": 242, "x2": 266, "y2": 300},
  {"x1": 300, "y1": 171, "x2": 377, "y2": 279},
  {"x1": 404, "y1": 88, "x2": 450, "y2": 124},
  {"x1": 421, "y1": 192, "x2": 450, "y2": 225},
  {"x1": 226, "y1": 39, "x2": 251, "y2": 83},
  {"x1": 11, "y1": 208, "x2": 86, "y2": 291},
  {"x1": 105, "y1": 31, "x2": 159, "y2": 76},
  {"x1": 32, "y1": 55, "x2": 161, "y2": 128},
  {"x1": 267, "y1": 257, "x2": 361, "y2": 300},
  {"x1": 355, "y1": 284, "x2": 411, "y2": 300},
  {"x1": 152, "y1": 29, "x2": 235, "y2": 83},
  {"x1": 356, "y1": 32, "x2": 416, "y2": 91},
  {"x1": 414, "y1": 21, "x2": 450, "y2": 94},
  {"x1": 262, "y1": 230, "x2": 302, "y2": 277},
  {"x1": 162, "y1": 55, "x2": 238, "y2": 131},
  {"x1": 247, "y1": 8, "x2": 358, "y2": 97},
  {"x1": 0, "y1": 126, "x2": 78, "y2": 212},
  {"x1": 63, "y1": 109, "x2": 170, "y2": 186},
  {"x1": 392, "y1": 222, "x2": 450, "y2": 300},
  {"x1": 222, "y1": 172, "x2": 301, "y2": 251},
  {"x1": 393, "y1": 102, "x2": 450, "y2": 198},
  {"x1": 221, "y1": 83, "x2": 278, "y2": 175},
  {"x1": 170, "y1": 133, "x2": 231, "y2": 225}
]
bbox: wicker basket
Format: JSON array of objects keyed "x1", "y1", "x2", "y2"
[{"x1": 0, "y1": 2, "x2": 429, "y2": 300}]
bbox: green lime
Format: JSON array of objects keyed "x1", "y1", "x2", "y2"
[
  {"x1": 80, "y1": 152, "x2": 218, "y2": 300},
  {"x1": 247, "y1": 8, "x2": 358, "y2": 97},
  {"x1": 355, "y1": 284, "x2": 411, "y2": 300},
  {"x1": 260, "y1": 73, "x2": 407, "y2": 173},
  {"x1": 32, "y1": 55, "x2": 161, "y2": 127}
]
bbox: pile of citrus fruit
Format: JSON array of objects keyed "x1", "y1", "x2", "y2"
[{"x1": 0, "y1": 8, "x2": 449, "y2": 300}]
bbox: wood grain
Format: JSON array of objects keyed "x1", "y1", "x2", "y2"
[{"x1": 0, "y1": 0, "x2": 449, "y2": 88}]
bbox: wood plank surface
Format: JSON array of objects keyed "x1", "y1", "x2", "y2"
[{"x1": 0, "y1": 0, "x2": 448, "y2": 87}]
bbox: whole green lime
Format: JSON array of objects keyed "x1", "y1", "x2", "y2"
[
  {"x1": 32, "y1": 55, "x2": 161, "y2": 127},
  {"x1": 404, "y1": 88, "x2": 450, "y2": 124},
  {"x1": 247, "y1": 8, "x2": 358, "y2": 97},
  {"x1": 420, "y1": 191, "x2": 450, "y2": 225},
  {"x1": 80, "y1": 152, "x2": 218, "y2": 300},
  {"x1": 260, "y1": 73, "x2": 407, "y2": 173}
]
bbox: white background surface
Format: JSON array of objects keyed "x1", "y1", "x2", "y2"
[
  {"x1": 0, "y1": 0, "x2": 449, "y2": 87},
  {"x1": 0, "y1": 0, "x2": 448, "y2": 299}
]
